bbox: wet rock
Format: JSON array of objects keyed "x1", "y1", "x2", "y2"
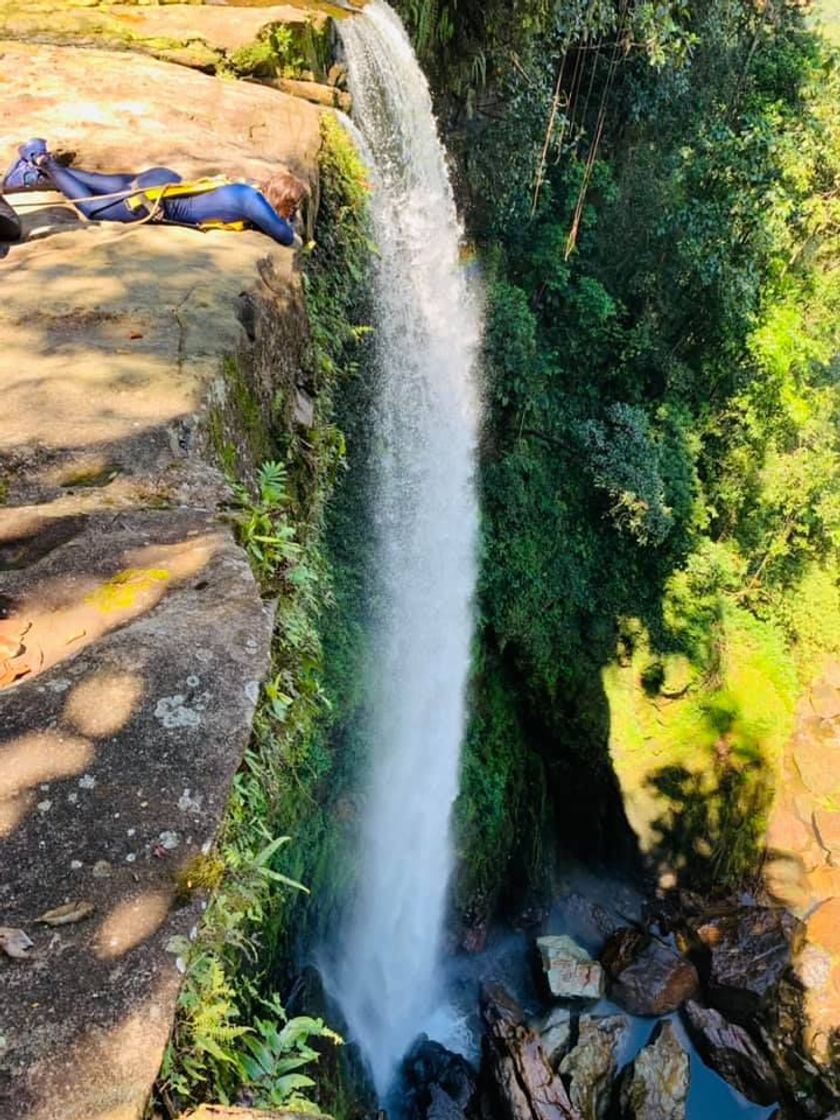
[
  {"x1": 404, "y1": 1036, "x2": 477, "y2": 1120},
  {"x1": 424, "y1": 1084, "x2": 470, "y2": 1120},
  {"x1": 619, "y1": 1021, "x2": 688, "y2": 1120},
  {"x1": 555, "y1": 892, "x2": 623, "y2": 946},
  {"x1": 601, "y1": 928, "x2": 698, "y2": 1015},
  {"x1": 755, "y1": 978, "x2": 838, "y2": 1120},
  {"x1": 529, "y1": 1006, "x2": 573, "y2": 1068},
  {"x1": 688, "y1": 906, "x2": 801, "y2": 1018},
  {"x1": 480, "y1": 984, "x2": 581, "y2": 1120},
  {"x1": 512, "y1": 899, "x2": 549, "y2": 932},
  {"x1": 537, "y1": 935, "x2": 605, "y2": 1000},
  {"x1": 559, "y1": 1014, "x2": 627, "y2": 1120},
  {"x1": 460, "y1": 900, "x2": 489, "y2": 954},
  {"x1": 682, "y1": 1000, "x2": 778, "y2": 1105},
  {"x1": 646, "y1": 889, "x2": 706, "y2": 936}
]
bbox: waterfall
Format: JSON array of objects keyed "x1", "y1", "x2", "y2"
[{"x1": 327, "y1": 0, "x2": 482, "y2": 1098}]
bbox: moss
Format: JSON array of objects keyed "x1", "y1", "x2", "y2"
[
  {"x1": 174, "y1": 852, "x2": 226, "y2": 903},
  {"x1": 59, "y1": 464, "x2": 120, "y2": 489},
  {"x1": 604, "y1": 603, "x2": 798, "y2": 888},
  {"x1": 454, "y1": 650, "x2": 542, "y2": 911},
  {"x1": 229, "y1": 20, "x2": 332, "y2": 81},
  {"x1": 0, "y1": 3, "x2": 338, "y2": 78},
  {"x1": 83, "y1": 567, "x2": 171, "y2": 613},
  {"x1": 205, "y1": 356, "x2": 274, "y2": 486}
]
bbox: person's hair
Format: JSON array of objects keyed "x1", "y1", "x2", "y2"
[{"x1": 261, "y1": 171, "x2": 309, "y2": 220}]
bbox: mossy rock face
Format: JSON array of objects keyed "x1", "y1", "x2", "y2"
[
  {"x1": 605, "y1": 605, "x2": 799, "y2": 888},
  {"x1": 0, "y1": 2, "x2": 335, "y2": 78}
]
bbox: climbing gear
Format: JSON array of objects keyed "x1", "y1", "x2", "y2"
[
  {"x1": 123, "y1": 175, "x2": 252, "y2": 231},
  {"x1": 124, "y1": 175, "x2": 228, "y2": 214},
  {"x1": 195, "y1": 218, "x2": 249, "y2": 232},
  {"x1": 9, "y1": 177, "x2": 247, "y2": 228}
]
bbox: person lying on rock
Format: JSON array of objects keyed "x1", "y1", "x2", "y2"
[{"x1": 3, "y1": 139, "x2": 307, "y2": 247}]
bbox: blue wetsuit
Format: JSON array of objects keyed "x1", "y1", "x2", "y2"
[{"x1": 41, "y1": 159, "x2": 295, "y2": 246}]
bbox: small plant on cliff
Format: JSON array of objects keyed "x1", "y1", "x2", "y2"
[{"x1": 231, "y1": 460, "x2": 302, "y2": 591}]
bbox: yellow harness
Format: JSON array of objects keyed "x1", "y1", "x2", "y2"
[{"x1": 124, "y1": 175, "x2": 250, "y2": 232}]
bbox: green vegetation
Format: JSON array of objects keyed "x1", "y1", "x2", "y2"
[
  {"x1": 229, "y1": 20, "x2": 333, "y2": 81},
  {"x1": 398, "y1": 0, "x2": 840, "y2": 900},
  {"x1": 159, "y1": 115, "x2": 373, "y2": 1116}
]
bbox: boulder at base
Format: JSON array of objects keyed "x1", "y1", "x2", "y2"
[
  {"x1": 403, "y1": 1036, "x2": 478, "y2": 1120},
  {"x1": 619, "y1": 1021, "x2": 689, "y2": 1120},
  {"x1": 559, "y1": 1014, "x2": 627, "y2": 1120},
  {"x1": 537, "y1": 935, "x2": 605, "y2": 1000},
  {"x1": 529, "y1": 1005, "x2": 574, "y2": 1068},
  {"x1": 682, "y1": 1001, "x2": 779, "y2": 1105},
  {"x1": 479, "y1": 984, "x2": 582, "y2": 1120},
  {"x1": 601, "y1": 927, "x2": 699, "y2": 1015},
  {"x1": 688, "y1": 906, "x2": 801, "y2": 1019}
]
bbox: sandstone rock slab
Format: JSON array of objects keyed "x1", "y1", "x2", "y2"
[
  {"x1": 813, "y1": 809, "x2": 840, "y2": 859},
  {"x1": 793, "y1": 738, "x2": 840, "y2": 799},
  {"x1": 0, "y1": 1, "x2": 328, "y2": 73},
  {"x1": 0, "y1": 33, "x2": 319, "y2": 1120},
  {"x1": 0, "y1": 514, "x2": 275, "y2": 1120},
  {"x1": 0, "y1": 40, "x2": 320, "y2": 192}
]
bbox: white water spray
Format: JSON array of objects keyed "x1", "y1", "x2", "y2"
[{"x1": 327, "y1": 0, "x2": 482, "y2": 1098}]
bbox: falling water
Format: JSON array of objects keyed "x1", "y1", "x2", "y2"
[{"x1": 327, "y1": 0, "x2": 482, "y2": 1098}]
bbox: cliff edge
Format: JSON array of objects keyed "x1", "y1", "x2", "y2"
[{"x1": 0, "y1": 19, "x2": 326, "y2": 1120}]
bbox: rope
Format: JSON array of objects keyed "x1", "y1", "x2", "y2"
[
  {"x1": 530, "y1": 48, "x2": 568, "y2": 218},
  {"x1": 565, "y1": 0, "x2": 630, "y2": 259},
  {"x1": 7, "y1": 182, "x2": 181, "y2": 231},
  {"x1": 8, "y1": 186, "x2": 145, "y2": 210}
]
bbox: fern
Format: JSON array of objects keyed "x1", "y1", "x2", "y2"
[{"x1": 406, "y1": 0, "x2": 457, "y2": 56}]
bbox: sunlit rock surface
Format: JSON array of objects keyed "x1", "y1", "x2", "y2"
[{"x1": 0, "y1": 25, "x2": 322, "y2": 1120}]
